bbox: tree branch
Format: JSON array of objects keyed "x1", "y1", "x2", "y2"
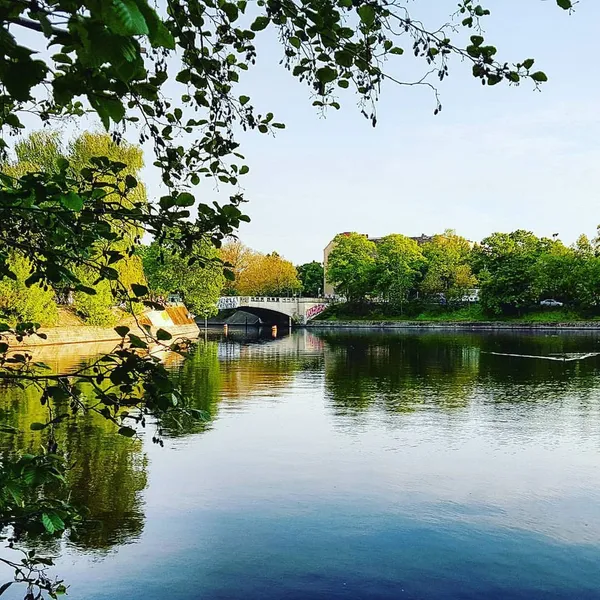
[{"x1": 8, "y1": 16, "x2": 66, "y2": 36}]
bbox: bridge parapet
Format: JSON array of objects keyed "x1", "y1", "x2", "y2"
[{"x1": 217, "y1": 296, "x2": 330, "y2": 323}]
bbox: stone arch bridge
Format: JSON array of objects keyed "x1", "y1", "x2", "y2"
[{"x1": 217, "y1": 296, "x2": 329, "y2": 325}]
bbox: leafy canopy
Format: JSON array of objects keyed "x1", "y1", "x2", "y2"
[
  {"x1": 141, "y1": 238, "x2": 225, "y2": 316},
  {"x1": 326, "y1": 233, "x2": 377, "y2": 302},
  {"x1": 297, "y1": 261, "x2": 325, "y2": 297},
  {"x1": 374, "y1": 234, "x2": 425, "y2": 309}
]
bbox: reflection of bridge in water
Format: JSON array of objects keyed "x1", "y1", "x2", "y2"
[
  {"x1": 217, "y1": 329, "x2": 325, "y2": 361},
  {"x1": 217, "y1": 296, "x2": 330, "y2": 325}
]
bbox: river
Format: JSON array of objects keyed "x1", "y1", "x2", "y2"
[{"x1": 2, "y1": 329, "x2": 600, "y2": 599}]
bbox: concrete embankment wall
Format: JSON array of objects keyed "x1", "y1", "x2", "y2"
[
  {"x1": 307, "y1": 320, "x2": 600, "y2": 331},
  {"x1": 9, "y1": 305, "x2": 199, "y2": 348}
]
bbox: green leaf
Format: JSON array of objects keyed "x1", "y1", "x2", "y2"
[
  {"x1": 222, "y1": 3, "x2": 239, "y2": 21},
  {"x1": 115, "y1": 326, "x2": 130, "y2": 337},
  {"x1": 30, "y1": 422, "x2": 47, "y2": 431},
  {"x1": 251, "y1": 16, "x2": 270, "y2": 31},
  {"x1": 131, "y1": 283, "x2": 148, "y2": 297},
  {"x1": 557, "y1": 0, "x2": 572, "y2": 9},
  {"x1": 125, "y1": 174, "x2": 138, "y2": 188},
  {"x1": 136, "y1": 0, "x2": 175, "y2": 48},
  {"x1": 239, "y1": 95, "x2": 250, "y2": 106},
  {"x1": 470, "y1": 35, "x2": 484, "y2": 47},
  {"x1": 239, "y1": 165, "x2": 249, "y2": 175},
  {"x1": 334, "y1": 51, "x2": 353, "y2": 68},
  {"x1": 357, "y1": 5, "x2": 376, "y2": 27},
  {"x1": 52, "y1": 53, "x2": 72, "y2": 64},
  {"x1": 389, "y1": 47, "x2": 404, "y2": 55},
  {"x1": 156, "y1": 328, "x2": 172, "y2": 341},
  {"x1": 522, "y1": 58, "x2": 535, "y2": 70},
  {"x1": 176, "y1": 192, "x2": 195, "y2": 207},
  {"x1": 4, "y1": 59, "x2": 47, "y2": 102},
  {"x1": 94, "y1": 96, "x2": 126, "y2": 129},
  {"x1": 118, "y1": 426, "x2": 136, "y2": 437},
  {"x1": 128, "y1": 334, "x2": 148, "y2": 348},
  {"x1": 6, "y1": 482, "x2": 22, "y2": 505},
  {"x1": 41, "y1": 512, "x2": 65, "y2": 534},
  {"x1": 338, "y1": 79, "x2": 350, "y2": 88},
  {"x1": 60, "y1": 191, "x2": 84, "y2": 211},
  {"x1": 531, "y1": 71, "x2": 548, "y2": 82},
  {"x1": 107, "y1": 0, "x2": 149, "y2": 35},
  {"x1": 289, "y1": 36, "x2": 301, "y2": 49},
  {"x1": 316, "y1": 66, "x2": 338, "y2": 84}
]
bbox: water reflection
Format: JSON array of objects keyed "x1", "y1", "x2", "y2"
[
  {"x1": 2, "y1": 328, "x2": 600, "y2": 600},
  {"x1": 161, "y1": 330, "x2": 323, "y2": 436},
  {"x1": 0, "y1": 379, "x2": 147, "y2": 552},
  {"x1": 319, "y1": 330, "x2": 600, "y2": 418}
]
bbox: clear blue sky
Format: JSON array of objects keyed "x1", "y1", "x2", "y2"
[{"x1": 175, "y1": 0, "x2": 598, "y2": 265}]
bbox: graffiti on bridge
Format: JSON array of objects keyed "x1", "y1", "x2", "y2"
[
  {"x1": 305, "y1": 303, "x2": 327, "y2": 320},
  {"x1": 217, "y1": 297, "x2": 241, "y2": 310}
]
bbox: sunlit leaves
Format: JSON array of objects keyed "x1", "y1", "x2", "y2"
[
  {"x1": 41, "y1": 511, "x2": 65, "y2": 534},
  {"x1": 60, "y1": 191, "x2": 83, "y2": 211}
]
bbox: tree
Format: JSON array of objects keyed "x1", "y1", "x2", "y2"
[
  {"x1": 534, "y1": 238, "x2": 577, "y2": 305},
  {"x1": 0, "y1": 253, "x2": 58, "y2": 326},
  {"x1": 1, "y1": 131, "x2": 148, "y2": 326},
  {"x1": 141, "y1": 239, "x2": 225, "y2": 316},
  {"x1": 326, "y1": 233, "x2": 376, "y2": 302},
  {"x1": 0, "y1": 0, "x2": 574, "y2": 595},
  {"x1": 219, "y1": 240, "x2": 255, "y2": 296},
  {"x1": 297, "y1": 261, "x2": 325, "y2": 297},
  {"x1": 420, "y1": 230, "x2": 476, "y2": 304},
  {"x1": 237, "y1": 252, "x2": 301, "y2": 296},
  {"x1": 373, "y1": 234, "x2": 425, "y2": 312},
  {"x1": 474, "y1": 230, "x2": 543, "y2": 315}
]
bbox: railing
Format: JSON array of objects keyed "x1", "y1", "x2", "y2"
[{"x1": 218, "y1": 296, "x2": 329, "y2": 307}]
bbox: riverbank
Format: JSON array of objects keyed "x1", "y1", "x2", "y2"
[
  {"x1": 8, "y1": 305, "x2": 199, "y2": 348},
  {"x1": 310, "y1": 304, "x2": 600, "y2": 330},
  {"x1": 307, "y1": 320, "x2": 600, "y2": 330}
]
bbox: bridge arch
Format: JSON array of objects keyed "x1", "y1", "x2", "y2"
[{"x1": 217, "y1": 296, "x2": 329, "y2": 325}]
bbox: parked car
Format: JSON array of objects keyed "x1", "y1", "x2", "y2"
[{"x1": 540, "y1": 299, "x2": 564, "y2": 307}]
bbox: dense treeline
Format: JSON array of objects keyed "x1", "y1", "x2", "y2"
[
  {"x1": 0, "y1": 131, "x2": 148, "y2": 326},
  {"x1": 0, "y1": 133, "x2": 320, "y2": 326},
  {"x1": 219, "y1": 240, "x2": 302, "y2": 296},
  {"x1": 0, "y1": 132, "x2": 229, "y2": 325},
  {"x1": 326, "y1": 230, "x2": 600, "y2": 317}
]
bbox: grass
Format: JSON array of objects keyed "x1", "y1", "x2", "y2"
[{"x1": 315, "y1": 304, "x2": 600, "y2": 324}]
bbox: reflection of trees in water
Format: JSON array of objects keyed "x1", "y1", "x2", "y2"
[
  {"x1": 0, "y1": 380, "x2": 147, "y2": 553},
  {"x1": 3, "y1": 330, "x2": 599, "y2": 555},
  {"x1": 319, "y1": 330, "x2": 600, "y2": 418},
  {"x1": 322, "y1": 332, "x2": 480, "y2": 415},
  {"x1": 161, "y1": 338, "x2": 320, "y2": 436}
]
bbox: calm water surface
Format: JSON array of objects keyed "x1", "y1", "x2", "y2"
[{"x1": 2, "y1": 329, "x2": 600, "y2": 599}]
